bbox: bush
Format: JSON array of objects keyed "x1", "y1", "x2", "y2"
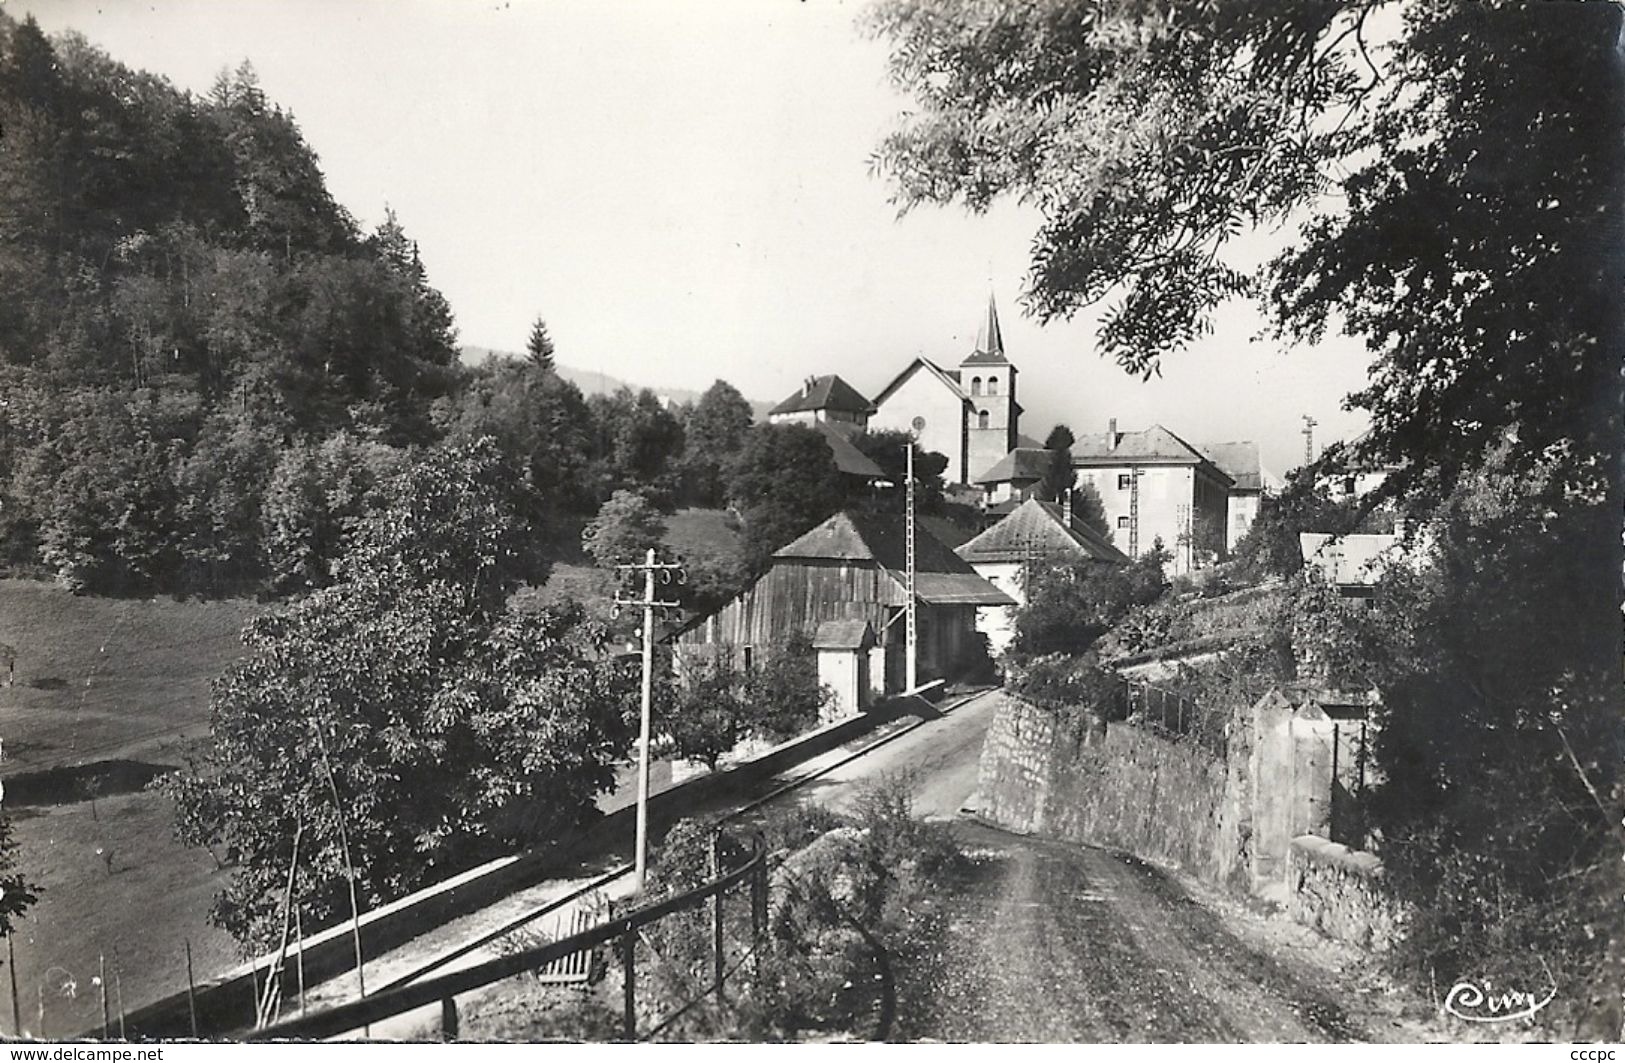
[
  {"x1": 1007, "y1": 653, "x2": 1124, "y2": 719},
  {"x1": 744, "y1": 633, "x2": 832, "y2": 742}
]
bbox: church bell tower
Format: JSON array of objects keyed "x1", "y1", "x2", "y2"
[{"x1": 961, "y1": 293, "x2": 1018, "y2": 483}]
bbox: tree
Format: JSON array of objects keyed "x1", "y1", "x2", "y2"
[
  {"x1": 164, "y1": 440, "x2": 635, "y2": 948},
  {"x1": 663, "y1": 655, "x2": 745, "y2": 771},
  {"x1": 743, "y1": 633, "x2": 831, "y2": 743},
  {"x1": 588, "y1": 388, "x2": 685, "y2": 498},
  {"x1": 582, "y1": 490, "x2": 667, "y2": 570},
  {"x1": 1072, "y1": 481, "x2": 1110, "y2": 542},
  {"x1": 525, "y1": 316, "x2": 555, "y2": 374},
  {"x1": 849, "y1": 429, "x2": 948, "y2": 513},
  {"x1": 1011, "y1": 548, "x2": 1169, "y2": 659},
  {"x1": 870, "y1": 0, "x2": 1622, "y2": 508},
  {"x1": 726, "y1": 423, "x2": 846, "y2": 571},
  {"x1": 679, "y1": 380, "x2": 755, "y2": 507},
  {"x1": 0, "y1": 812, "x2": 38, "y2": 936},
  {"x1": 1040, "y1": 424, "x2": 1075, "y2": 504}
]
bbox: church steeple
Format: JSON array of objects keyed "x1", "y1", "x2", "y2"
[
  {"x1": 961, "y1": 291, "x2": 1019, "y2": 483},
  {"x1": 964, "y1": 292, "x2": 1008, "y2": 365}
]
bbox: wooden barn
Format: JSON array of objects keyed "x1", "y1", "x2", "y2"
[{"x1": 674, "y1": 510, "x2": 1012, "y2": 696}]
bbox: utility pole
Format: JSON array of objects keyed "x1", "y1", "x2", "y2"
[
  {"x1": 1302, "y1": 414, "x2": 1318, "y2": 469},
  {"x1": 615, "y1": 548, "x2": 682, "y2": 893},
  {"x1": 905, "y1": 418, "x2": 925, "y2": 693},
  {"x1": 1127, "y1": 466, "x2": 1144, "y2": 559}
]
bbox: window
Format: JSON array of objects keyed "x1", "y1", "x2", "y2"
[
  {"x1": 1117, "y1": 515, "x2": 1131, "y2": 529},
  {"x1": 1117, "y1": 473, "x2": 1133, "y2": 490},
  {"x1": 977, "y1": 411, "x2": 990, "y2": 429},
  {"x1": 987, "y1": 377, "x2": 999, "y2": 396},
  {"x1": 970, "y1": 376, "x2": 982, "y2": 396}
]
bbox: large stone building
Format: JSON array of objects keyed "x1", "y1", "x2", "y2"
[
  {"x1": 1070, "y1": 421, "x2": 1234, "y2": 576},
  {"x1": 869, "y1": 295, "x2": 1025, "y2": 485}
]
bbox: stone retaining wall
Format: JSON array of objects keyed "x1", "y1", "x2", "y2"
[
  {"x1": 1286, "y1": 835, "x2": 1404, "y2": 951},
  {"x1": 977, "y1": 697, "x2": 1250, "y2": 889},
  {"x1": 978, "y1": 693, "x2": 1402, "y2": 952}
]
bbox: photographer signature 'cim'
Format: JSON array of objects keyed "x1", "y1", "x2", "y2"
[{"x1": 1443, "y1": 973, "x2": 1558, "y2": 1025}]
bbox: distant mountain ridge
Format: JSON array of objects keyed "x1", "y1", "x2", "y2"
[{"x1": 460, "y1": 346, "x2": 774, "y2": 420}]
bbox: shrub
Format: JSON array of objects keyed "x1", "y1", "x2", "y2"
[{"x1": 1007, "y1": 653, "x2": 1124, "y2": 718}]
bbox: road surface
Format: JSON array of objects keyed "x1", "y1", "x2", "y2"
[{"x1": 890, "y1": 822, "x2": 1369, "y2": 1042}]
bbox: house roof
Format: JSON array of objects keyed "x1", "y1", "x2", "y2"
[
  {"x1": 1199, "y1": 441, "x2": 1269, "y2": 493},
  {"x1": 1072, "y1": 424, "x2": 1235, "y2": 486},
  {"x1": 1299, "y1": 532, "x2": 1400, "y2": 586},
  {"x1": 775, "y1": 510, "x2": 1014, "y2": 606},
  {"x1": 973, "y1": 447, "x2": 1052, "y2": 485},
  {"x1": 956, "y1": 497, "x2": 1129, "y2": 565},
  {"x1": 812, "y1": 618, "x2": 875, "y2": 651},
  {"x1": 961, "y1": 293, "x2": 1010, "y2": 366},
  {"x1": 769, "y1": 373, "x2": 874, "y2": 417},
  {"x1": 808, "y1": 420, "x2": 884, "y2": 480}
]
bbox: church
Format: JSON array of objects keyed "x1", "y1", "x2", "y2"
[{"x1": 767, "y1": 294, "x2": 1031, "y2": 486}]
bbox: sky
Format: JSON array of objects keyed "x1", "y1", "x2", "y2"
[{"x1": 14, "y1": 0, "x2": 1374, "y2": 475}]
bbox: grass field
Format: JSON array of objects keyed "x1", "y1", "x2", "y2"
[
  {"x1": 0, "y1": 580, "x2": 262, "y2": 778},
  {"x1": 7, "y1": 792, "x2": 241, "y2": 1039}
]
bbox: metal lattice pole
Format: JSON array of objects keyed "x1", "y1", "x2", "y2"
[
  {"x1": 1128, "y1": 466, "x2": 1143, "y2": 559},
  {"x1": 905, "y1": 441, "x2": 918, "y2": 693}
]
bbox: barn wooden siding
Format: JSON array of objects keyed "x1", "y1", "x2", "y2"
[
  {"x1": 680, "y1": 559, "x2": 904, "y2": 649},
  {"x1": 675, "y1": 557, "x2": 981, "y2": 687}
]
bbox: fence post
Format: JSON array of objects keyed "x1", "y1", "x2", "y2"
[
  {"x1": 184, "y1": 940, "x2": 199, "y2": 1038},
  {"x1": 751, "y1": 846, "x2": 767, "y2": 982},
  {"x1": 1331, "y1": 722, "x2": 1341, "y2": 843},
  {"x1": 621, "y1": 929, "x2": 636, "y2": 1042},
  {"x1": 710, "y1": 833, "x2": 725, "y2": 1002},
  {"x1": 440, "y1": 996, "x2": 458, "y2": 1042}
]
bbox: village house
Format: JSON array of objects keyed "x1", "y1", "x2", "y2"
[
  {"x1": 1298, "y1": 531, "x2": 1405, "y2": 599},
  {"x1": 1199, "y1": 441, "x2": 1282, "y2": 553},
  {"x1": 765, "y1": 373, "x2": 885, "y2": 481},
  {"x1": 971, "y1": 446, "x2": 1053, "y2": 513},
  {"x1": 1070, "y1": 421, "x2": 1234, "y2": 576},
  {"x1": 955, "y1": 497, "x2": 1128, "y2": 653},
  {"x1": 1319, "y1": 428, "x2": 1405, "y2": 502},
  {"x1": 673, "y1": 509, "x2": 1011, "y2": 699}
]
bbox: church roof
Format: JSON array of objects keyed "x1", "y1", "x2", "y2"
[
  {"x1": 957, "y1": 497, "x2": 1128, "y2": 565},
  {"x1": 961, "y1": 292, "x2": 1010, "y2": 366},
  {"x1": 775, "y1": 510, "x2": 1013, "y2": 606},
  {"x1": 870, "y1": 357, "x2": 973, "y2": 409},
  {"x1": 769, "y1": 374, "x2": 874, "y2": 417},
  {"x1": 973, "y1": 447, "x2": 1052, "y2": 485}
]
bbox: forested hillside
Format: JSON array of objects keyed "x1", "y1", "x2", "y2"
[
  {"x1": 0, "y1": 13, "x2": 870, "y2": 602},
  {"x1": 0, "y1": 11, "x2": 464, "y2": 596}
]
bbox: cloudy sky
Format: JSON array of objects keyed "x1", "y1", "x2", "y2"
[{"x1": 15, "y1": 0, "x2": 1374, "y2": 474}]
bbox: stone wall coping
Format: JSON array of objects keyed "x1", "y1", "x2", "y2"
[{"x1": 1291, "y1": 834, "x2": 1384, "y2": 878}]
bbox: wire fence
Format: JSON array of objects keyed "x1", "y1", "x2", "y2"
[
  {"x1": 1120, "y1": 680, "x2": 1228, "y2": 758},
  {"x1": 246, "y1": 825, "x2": 893, "y2": 1043}
]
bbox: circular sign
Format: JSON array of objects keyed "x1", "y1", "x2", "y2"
[{"x1": 911, "y1": 416, "x2": 926, "y2": 432}]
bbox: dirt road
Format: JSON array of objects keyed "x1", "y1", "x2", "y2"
[{"x1": 892, "y1": 822, "x2": 1375, "y2": 1043}]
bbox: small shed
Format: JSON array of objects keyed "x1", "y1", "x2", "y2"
[{"x1": 812, "y1": 619, "x2": 876, "y2": 723}]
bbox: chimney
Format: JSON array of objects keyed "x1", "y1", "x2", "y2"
[
  {"x1": 804, "y1": 376, "x2": 816, "y2": 397},
  {"x1": 1108, "y1": 418, "x2": 1118, "y2": 450}
]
